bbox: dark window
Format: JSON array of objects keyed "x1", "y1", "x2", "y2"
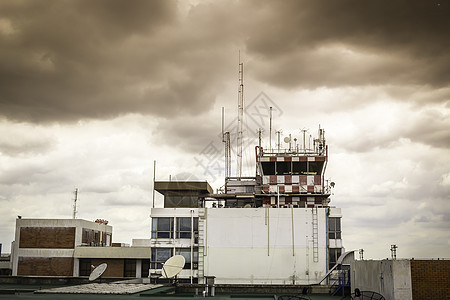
[
  {"x1": 79, "y1": 259, "x2": 91, "y2": 276},
  {"x1": 292, "y1": 162, "x2": 307, "y2": 175},
  {"x1": 277, "y1": 162, "x2": 291, "y2": 175},
  {"x1": 141, "y1": 259, "x2": 150, "y2": 278},
  {"x1": 261, "y1": 162, "x2": 275, "y2": 175},
  {"x1": 329, "y1": 248, "x2": 342, "y2": 270},
  {"x1": 124, "y1": 259, "x2": 136, "y2": 277},
  {"x1": 308, "y1": 162, "x2": 324, "y2": 175},
  {"x1": 164, "y1": 194, "x2": 199, "y2": 208},
  {"x1": 151, "y1": 218, "x2": 173, "y2": 239},
  {"x1": 328, "y1": 217, "x2": 341, "y2": 240},
  {"x1": 176, "y1": 217, "x2": 198, "y2": 239},
  {"x1": 150, "y1": 248, "x2": 173, "y2": 269}
]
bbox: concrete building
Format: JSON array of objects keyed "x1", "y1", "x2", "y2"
[
  {"x1": 148, "y1": 127, "x2": 345, "y2": 285},
  {"x1": 11, "y1": 218, "x2": 113, "y2": 277},
  {"x1": 10, "y1": 126, "x2": 345, "y2": 287}
]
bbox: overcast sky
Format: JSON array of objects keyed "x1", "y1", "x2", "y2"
[{"x1": 1, "y1": 0, "x2": 449, "y2": 259}]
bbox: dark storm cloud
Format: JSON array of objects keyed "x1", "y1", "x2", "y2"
[
  {"x1": 0, "y1": 0, "x2": 235, "y2": 123},
  {"x1": 1, "y1": 0, "x2": 449, "y2": 124},
  {"x1": 245, "y1": 0, "x2": 450, "y2": 90}
]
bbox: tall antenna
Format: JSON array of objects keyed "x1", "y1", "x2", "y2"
[
  {"x1": 72, "y1": 188, "x2": 78, "y2": 219},
  {"x1": 152, "y1": 160, "x2": 156, "y2": 208},
  {"x1": 237, "y1": 53, "x2": 244, "y2": 177},
  {"x1": 222, "y1": 107, "x2": 231, "y2": 179},
  {"x1": 269, "y1": 107, "x2": 273, "y2": 152}
]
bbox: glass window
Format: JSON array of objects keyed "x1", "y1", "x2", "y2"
[
  {"x1": 141, "y1": 259, "x2": 150, "y2": 278},
  {"x1": 329, "y1": 248, "x2": 342, "y2": 270},
  {"x1": 277, "y1": 162, "x2": 291, "y2": 175},
  {"x1": 176, "y1": 217, "x2": 198, "y2": 239},
  {"x1": 79, "y1": 259, "x2": 91, "y2": 276},
  {"x1": 261, "y1": 162, "x2": 275, "y2": 175},
  {"x1": 151, "y1": 217, "x2": 173, "y2": 239},
  {"x1": 124, "y1": 259, "x2": 136, "y2": 277},
  {"x1": 175, "y1": 248, "x2": 198, "y2": 269},
  {"x1": 328, "y1": 217, "x2": 341, "y2": 240},
  {"x1": 150, "y1": 248, "x2": 173, "y2": 269}
]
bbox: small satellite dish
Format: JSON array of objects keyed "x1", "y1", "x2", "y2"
[
  {"x1": 244, "y1": 204, "x2": 252, "y2": 208},
  {"x1": 284, "y1": 137, "x2": 291, "y2": 143},
  {"x1": 161, "y1": 255, "x2": 185, "y2": 279},
  {"x1": 89, "y1": 263, "x2": 107, "y2": 281}
]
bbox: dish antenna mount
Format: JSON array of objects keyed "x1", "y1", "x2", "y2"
[
  {"x1": 89, "y1": 263, "x2": 107, "y2": 281},
  {"x1": 161, "y1": 255, "x2": 185, "y2": 279}
]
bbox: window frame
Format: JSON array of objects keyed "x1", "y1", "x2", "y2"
[
  {"x1": 150, "y1": 248, "x2": 173, "y2": 269},
  {"x1": 151, "y1": 217, "x2": 174, "y2": 239},
  {"x1": 328, "y1": 217, "x2": 342, "y2": 240}
]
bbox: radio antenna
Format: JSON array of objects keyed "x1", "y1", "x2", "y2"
[{"x1": 237, "y1": 52, "x2": 244, "y2": 178}]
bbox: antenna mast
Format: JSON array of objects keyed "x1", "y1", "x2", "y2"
[
  {"x1": 269, "y1": 107, "x2": 273, "y2": 152},
  {"x1": 237, "y1": 54, "x2": 244, "y2": 177},
  {"x1": 152, "y1": 160, "x2": 156, "y2": 208},
  {"x1": 222, "y1": 107, "x2": 231, "y2": 179},
  {"x1": 72, "y1": 188, "x2": 78, "y2": 219}
]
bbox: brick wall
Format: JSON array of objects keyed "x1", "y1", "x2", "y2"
[
  {"x1": 19, "y1": 227, "x2": 75, "y2": 249},
  {"x1": 91, "y1": 259, "x2": 125, "y2": 278},
  {"x1": 18, "y1": 257, "x2": 73, "y2": 276},
  {"x1": 410, "y1": 260, "x2": 450, "y2": 299}
]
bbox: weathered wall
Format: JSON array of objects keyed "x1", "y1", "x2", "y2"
[
  {"x1": 204, "y1": 207, "x2": 330, "y2": 285},
  {"x1": 17, "y1": 257, "x2": 73, "y2": 276},
  {"x1": 351, "y1": 260, "x2": 412, "y2": 300},
  {"x1": 19, "y1": 227, "x2": 75, "y2": 249},
  {"x1": 410, "y1": 259, "x2": 450, "y2": 300}
]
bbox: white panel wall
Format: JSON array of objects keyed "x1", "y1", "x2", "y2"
[{"x1": 203, "y1": 208, "x2": 328, "y2": 285}]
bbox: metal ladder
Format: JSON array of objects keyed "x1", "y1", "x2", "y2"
[
  {"x1": 312, "y1": 207, "x2": 319, "y2": 262},
  {"x1": 197, "y1": 208, "x2": 206, "y2": 284}
]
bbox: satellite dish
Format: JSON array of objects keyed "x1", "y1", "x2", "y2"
[
  {"x1": 161, "y1": 255, "x2": 185, "y2": 279},
  {"x1": 89, "y1": 263, "x2": 107, "y2": 281},
  {"x1": 284, "y1": 137, "x2": 291, "y2": 143},
  {"x1": 244, "y1": 204, "x2": 252, "y2": 208}
]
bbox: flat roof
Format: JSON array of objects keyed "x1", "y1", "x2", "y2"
[{"x1": 154, "y1": 181, "x2": 213, "y2": 195}]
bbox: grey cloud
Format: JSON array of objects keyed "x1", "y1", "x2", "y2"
[
  {"x1": 245, "y1": 0, "x2": 450, "y2": 90},
  {"x1": 0, "y1": 0, "x2": 235, "y2": 123}
]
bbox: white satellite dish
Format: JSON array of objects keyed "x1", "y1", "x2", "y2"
[
  {"x1": 161, "y1": 255, "x2": 185, "y2": 279},
  {"x1": 284, "y1": 136, "x2": 291, "y2": 143},
  {"x1": 89, "y1": 263, "x2": 107, "y2": 281}
]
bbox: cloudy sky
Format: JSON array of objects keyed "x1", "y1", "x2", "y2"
[{"x1": 1, "y1": 0, "x2": 449, "y2": 259}]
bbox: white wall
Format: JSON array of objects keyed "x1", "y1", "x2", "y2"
[{"x1": 204, "y1": 207, "x2": 329, "y2": 285}]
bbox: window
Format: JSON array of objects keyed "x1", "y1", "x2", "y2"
[
  {"x1": 175, "y1": 248, "x2": 198, "y2": 269},
  {"x1": 151, "y1": 218, "x2": 173, "y2": 238},
  {"x1": 328, "y1": 217, "x2": 341, "y2": 239},
  {"x1": 176, "y1": 217, "x2": 198, "y2": 239},
  {"x1": 329, "y1": 248, "x2": 342, "y2": 270},
  {"x1": 261, "y1": 162, "x2": 275, "y2": 175},
  {"x1": 124, "y1": 259, "x2": 136, "y2": 277},
  {"x1": 151, "y1": 248, "x2": 173, "y2": 269},
  {"x1": 277, "y1": 162, "x2": 291, "y2": 175},
  {"x1": 141, "y1": 259, "x2": 150, "y2": 278},
  {"x1": 79, "y1": 259, "x2": 91, "y2": 276}
]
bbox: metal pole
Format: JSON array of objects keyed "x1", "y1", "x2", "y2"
[{"x1": 152, "y1": 160, "x2": 156, "y2": 208}]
